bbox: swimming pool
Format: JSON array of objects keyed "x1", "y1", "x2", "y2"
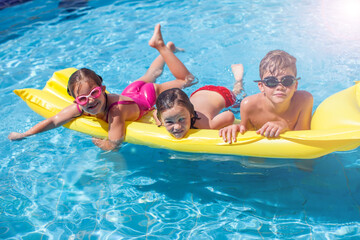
[{"x1": 1, "y1": 0, "x2": 360, "y2": 238}]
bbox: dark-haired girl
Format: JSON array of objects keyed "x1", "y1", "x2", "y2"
[{"x1": 155, "y1": 64, "x2": 244, "y2": 139}]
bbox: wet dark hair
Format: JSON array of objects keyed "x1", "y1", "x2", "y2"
[
  {"x1": 67, "y1": 68, "x2": 103, "y2": 97},
  {"x1": 156, "y1": 88, "x2": 195, "y2": 120}
]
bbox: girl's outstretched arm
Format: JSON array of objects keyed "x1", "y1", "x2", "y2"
[
  {"x1": 8, "y1": 104, "x2": 80, "y2": 140},
  {"x1": 92, "y1": 106, "x2": 126, "y2": 151}
]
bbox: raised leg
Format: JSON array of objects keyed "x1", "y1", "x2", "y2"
[
  {"x1": 136, "y1": 42, "x2": 183, "y2": 83},
  {"x1": 149, "y1": 24, "x2": 195, "y2": 92},
  {"x1": 231, "y1": 64, "x2": 245, "y2": 96}
]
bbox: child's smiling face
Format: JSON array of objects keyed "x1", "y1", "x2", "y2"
[
  {"x1": 160, "y1": 104, "x2": 192, "y2": 139},
  {"x1": 73, "y1": 80, "x2": 106, "y2": 115}
]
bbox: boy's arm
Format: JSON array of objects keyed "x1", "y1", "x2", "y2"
[
  {"x1": 256, "y1": 91, "x2": 314, "y2": 137},
  {"x1": 294, "y1": 91, "x2": 313, "y2": 130},
  {"x1": 219, "y1": 98, "x2": 251, "y2": 143},
  {"x1": 8, "y1": 104, "x2": 80, "y2": 140},
  {"x1": 238, "y1": 98, "x2": 254, "y2": 134}
]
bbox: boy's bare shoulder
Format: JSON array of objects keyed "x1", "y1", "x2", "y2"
[
  {"x1": 246, "y1": 92, "x2": 263, "y2": 99},
  {"x1": 293, "y1": 90, "x2": 313, "y2": 100},
  {"x1": 242, "y1": 93, "x2": 262, "y2": 104},
  {"x1": 295, "y1": 90, "x2": 312, "y2": 96},
  {"x1": 241, "y1": 93, "x2": 262, "y2": 111},
  {"x1": 292, "y1": 90, "x2": 313, "y2": 107}
]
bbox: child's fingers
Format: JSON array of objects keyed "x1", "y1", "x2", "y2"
[
  {"x1": 219, "y1": 128, "x2": 224, "y2": 138},
  {"x1": 8, "y1": 132, "x2": 16, "y2": 140},
  {"x1": 219, "y1": 128, "x2": 224, "y2": 137},
  {"x1": 220, "y1": 125, "x2": 241, "y2": 143},
  {"x1": 275, "y1": 128, "x2": 281, "y2": 137},
  {"x1": 8, "y1": 132, "x2": 24, "y2": 141},
  {"x1": 269, "y1": 127, "x2": 278, "y2": 137},
  {"x1": 92, "y1": 137, "x2": 103, "y2": 147},
  {"x1": 264, "y1": 127, "x2": 271, "y2": 137},
  {"x1": 265, "y1": 125, "x2": 277, "y2": 137},
  {"x1": 256, "y1": 125, "x2": 266, "y2": 136},
  {"x1": 239, "y1": 125, "x2": 246, "y2": 134},
  {"x1": 227, "y1": 129, "x2": 233, "y2": 143},
  {"x1": 231, "y1": 127, "x2": 238, "y2": 143},
  {"x1": 257, "y1": 122, "x2": 285, "y2": 138},
  {"x1": 219, "y1": 128, "x2": 228, "y2": 142},
  {"x1": 266, "y1": 125, "x2": 281, "y2": 138}
]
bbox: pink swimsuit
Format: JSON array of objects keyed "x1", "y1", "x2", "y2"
[
  {"x1": 76, "y1": 81, "x2": 157, "y2": 122},
  {"x1": 120, "y1": 81, "x2": 157, "y2": 119}
]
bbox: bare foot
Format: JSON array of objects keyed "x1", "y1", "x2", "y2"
[
  {"x1": 149, "y1": 24, "x2": 166, "y2": 49},
  {"x1": 182, "y1": 74, "x2": 198, "y2": 88},
  {"x1": 167, "y1": 41, "x2": 185, "y2": 53},
  {"x1": 231, "y1": 64, "x2": 245, "y2": 96}
]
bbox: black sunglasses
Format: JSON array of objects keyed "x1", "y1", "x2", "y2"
[{"x1": 254, "y1": 75, "x2": 300, "y2": 88}]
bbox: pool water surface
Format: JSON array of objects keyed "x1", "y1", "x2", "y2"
[{"x1": 1, "y1": 0, "x2": 360, "y2": 239}]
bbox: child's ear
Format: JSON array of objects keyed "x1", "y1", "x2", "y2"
[
  {"x1": 101, "y1": 85, "x2": 106, "y2": 92},
  {"x1": 258, "y1": 82, "x2": 265, "y2": 92},
  {"x1": 294, "y1": 81, "x2": 298, "y2": 90}
]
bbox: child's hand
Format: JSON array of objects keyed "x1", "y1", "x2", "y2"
[
  {"x1": 92, "y1": 137, "x2": 122, "y2": 151},
  {"x1": 256, "y1": 120, "x2": 289, "y2": 138},
  {"x1": 92, "y1": 137, "x2": 113, "y2": 151},
  {"x1": 219, "y1": 124, "x2": 244, "y2": 143},
  {"x1": 8, "y1": 132, "x2": 26, "y2": 141}
]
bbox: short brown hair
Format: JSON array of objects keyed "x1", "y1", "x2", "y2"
[{"x1": 259, "y1": 50, "x2": 297, "y2": 79}]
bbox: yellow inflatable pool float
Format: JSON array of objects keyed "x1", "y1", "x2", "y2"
[{"x1": 14, "y1": 68, "x2": 360, "y2": 159}]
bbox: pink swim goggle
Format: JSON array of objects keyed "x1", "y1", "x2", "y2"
[{"x1": 74, "y1": 86, "x2": 102, "y2": 106}]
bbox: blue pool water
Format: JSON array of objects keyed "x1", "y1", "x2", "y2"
[{"x1": 1, "y1": 0, "x2": 360, "y2": 238}]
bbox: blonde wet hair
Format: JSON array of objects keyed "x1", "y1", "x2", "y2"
[{"x1": 259, "y1": 50, "x2": 297, "y2": 79}]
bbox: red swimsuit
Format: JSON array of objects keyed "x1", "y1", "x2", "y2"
[{"x1": 190, "y1": 85, "x2": 236, "y2": 108}]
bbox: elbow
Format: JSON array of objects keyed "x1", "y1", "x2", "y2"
[{"x1": 225, "y1": 111, "x2": 235, "y2": 125}]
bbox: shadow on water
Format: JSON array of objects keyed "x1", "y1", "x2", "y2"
[
  {"x1": 0, "y1": 0, "x2": 112, "y2": 44},
  {"x1": 58, "y1": 0, "x2": 89, "y2": 11},
  {"x1": 0, "y1": 0, "x2": 32, "y2": 10},
  {"x1": 0, "y1": 0, "x2": 90, "y2": 11}
]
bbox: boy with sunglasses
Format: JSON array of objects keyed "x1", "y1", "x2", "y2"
[{"x1": 219, "y1": 50, "x2": 313, "y2": 143}]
